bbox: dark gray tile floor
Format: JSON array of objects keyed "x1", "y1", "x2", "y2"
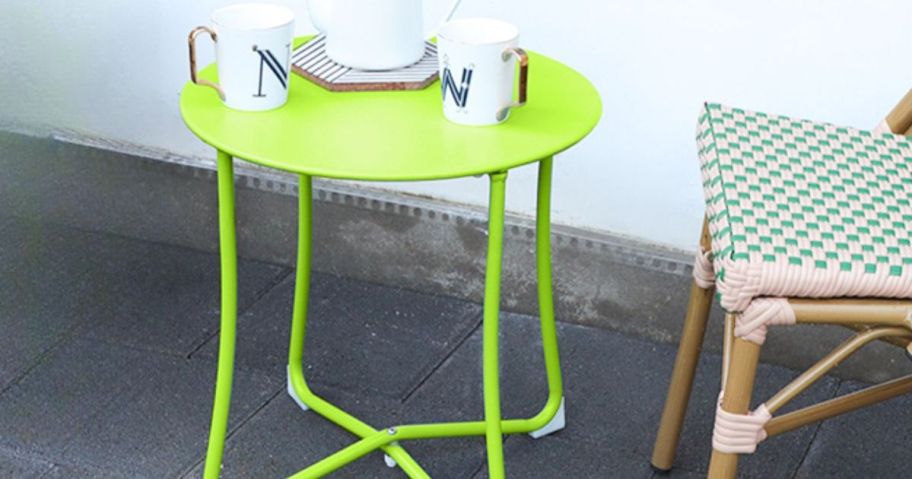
[{"x1": 1, "y1": 214, "x2": 910, "y2": 478}]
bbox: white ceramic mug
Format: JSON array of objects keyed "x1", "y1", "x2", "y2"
[
  {"x1": 188, "y1": 3, "x2": 294, "y2": 111},
  {"x1": 437, "y1": 18, "x2": 528, "y2": 126}
]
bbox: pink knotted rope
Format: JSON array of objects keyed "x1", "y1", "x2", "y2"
[
  {"x1": 734, "y1": 298, "x2": 796, "y2": 345},
  {"x1": 713, "y1": 259, "x2": 764, "y2": 312},
  {"x1": 712, "y1": 393, "x2": 771, "y2": 454},
  {"x1": 693, "y1": 249, "x2": 715, "y2": 289}
]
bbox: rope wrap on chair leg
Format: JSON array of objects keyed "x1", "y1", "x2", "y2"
[
  {"x1": 693, "y1": 249, "x2": 715, "y2": 289},
  {"x1": 712, "y1": 393, "x2": 771, "y2": 454},
  {"x1": 734, "y1": 298, "x2": 795, "y2": 345}
]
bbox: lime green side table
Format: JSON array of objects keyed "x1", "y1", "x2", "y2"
[{"x1": 180, "y1": 36, "x2": 601, "y2": 479}]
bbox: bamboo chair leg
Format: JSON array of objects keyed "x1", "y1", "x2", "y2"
[
  {"x1": 652, "y1": 219, "x2": 715, "y2": 471},
  {"x1": 651, "y1": 280, "x2": 714, "y2": 471},
  {"x1": 707, "y1": 337, "x2": 762, "y2": 479}
]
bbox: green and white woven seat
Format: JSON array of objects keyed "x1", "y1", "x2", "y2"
[{"x1": 697, "y1": 103, "x2": 912, "y2": 313}]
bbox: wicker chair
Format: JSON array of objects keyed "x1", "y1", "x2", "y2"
[{"x1": 651, "y1": 90, "x2": 912, "y2": 478}]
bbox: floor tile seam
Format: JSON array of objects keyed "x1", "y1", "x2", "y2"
[
  {"x1": 536, "y1": 432, "x2": 667, "y2": 465},
  {"x1": 787, "y1": 377, "x2": 844, "y2": 479},
  {"x1": 0, "y1": 213, "x2": 292, "y2": 379},
  {"x1": 22, "y1": 336, "x2": 275, "y2": 475},
  {"x1": 300, "y1": 376, "x2": 414, "y2": 402},
  {"x1": 329, "y1": 295, "x2": 482, "y2": 342},
  {"x1": 565, "y1": 316, "x2": 858, "y2": 380},
  {"x1": 34, "y1": 460, "x2": 127, "y2": 479},
  {"x1": 0, "y1": 212, "x2": 289, "y2": 270},
  {"x1": 2, "y1": 401, "x2": 138, "y2": 478},
  {"x1": 57, "y1": 371, "x2": 281, "y2": 479},
  {"x1": 81, "y1": 335, "x2": 287, "y2": 388},
  {"x1": 0, "y1": 336, "x2": 135, "y2": 470},
  {"x1": 184, "y1": 347, "x2": 409, "y2": 402},
  {"x1": 324, "y1": 312, "x2": 483, "y2": 354},
  {"x1": 186, "y1": 266, "x2": 294, "y2": 360},
  {"x1": 70, "y1": 334, "x2": 201, "y2": 362},
  {"x1": 34, "y1": 463, "x2": 99, "y2": 479},
  {"x1": 0, "y1": 320, "x2": 89, "y2": 396},
  {"x1": 400, "y1": 312, "x2": 484, "y2": 403},
  {"x1": 184, "y1": 349, "x2": 293, "y2": 381},
  {"x1": 470, "y1": 434, "x2": 518, "y2": 479},
  {"x1": 57, "y1": 267, "x2": 289, "y2": 364},
  {"x1": 324, "y1": 277, "x2": 487, "y2": 315},
  {"x1": 382, "y1": 310, "x2": 483, "y2": 403},
  {"x1": 35, "y1": 464, "x2": 61, "y2": 479},
  {"x1": 172, "y1": 386, "x2": 285, "y2": 479},
  {"x1": 10, "y1": 257, "x2": 100, "y2": 346}
]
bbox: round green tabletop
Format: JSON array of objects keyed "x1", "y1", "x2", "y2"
[{"x1": 180, "y1": 37, "x2": 601, "y2": 181}]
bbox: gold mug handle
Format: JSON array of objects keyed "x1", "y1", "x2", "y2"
[
  {"x1": 497, "y1": 47, "x2": 529, "y2": 122},
  {"x1": 188, "y1": 26, "x2": 226, "y2": 101}
]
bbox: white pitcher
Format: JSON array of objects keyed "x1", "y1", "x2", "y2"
[{"x1": 308, "y1": 0, "x2": 462, "y2": 70}]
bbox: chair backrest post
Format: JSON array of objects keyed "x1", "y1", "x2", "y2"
[{"x1": 884, "y1": 88, "x2": 912, "y2": 134}]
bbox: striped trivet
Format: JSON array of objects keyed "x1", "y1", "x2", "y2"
[{"x1": 291, "y1": 35, "x2": 439, "y2": 92}]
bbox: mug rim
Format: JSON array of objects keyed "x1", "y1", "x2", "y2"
[
  {"x1": 211, "y1": 3, "x2": 295, "y2": 31},
  {"x1": 438, "y1": 17, "x2": 519, "y2": 45}
]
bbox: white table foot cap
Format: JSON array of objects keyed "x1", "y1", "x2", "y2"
[
  {"x1": 529, "y1": 397, "x2": 565, "y2": 439},
  {"x1": 384, "y1": 454, "x2": 397, "y2": 468},
  {"x1": 287, "y1": 365, "x2": 310, "y2": 412}
]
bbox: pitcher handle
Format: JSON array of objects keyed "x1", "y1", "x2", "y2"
[
  {"x1": 442, "y1": 0, "x2": 462, "y2": 23},
  {"x1": 426, "y1": 0, "x2": 463, "y2": 38}
]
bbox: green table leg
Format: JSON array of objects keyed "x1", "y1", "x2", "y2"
[
  {"x1": 531, "y1": 157, "x2": 565, "y2": 437},
  {"x1": 286, "y1": 175, "x2": 429, "y2": 479},
  {"x1": 203, "y1": 150, "x2": 239, "y2": 479},
  {"x1": 483, "y1": 171, "x2": 508, "y2": 479}
]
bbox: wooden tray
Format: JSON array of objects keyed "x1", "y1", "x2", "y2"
[{"x1": 291, "y1": 35, "x2": 439, "y2": 92}]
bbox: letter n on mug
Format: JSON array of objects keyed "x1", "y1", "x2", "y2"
[
  {"x1": 441, "y1": 59, "x2": 474, "y2": 109},
  {"x1": 188, "y1": 3, "x2": 295, "y2": 111},
  {"x1": 252, "y1": 44, "x2": 290, "y2": 98}
]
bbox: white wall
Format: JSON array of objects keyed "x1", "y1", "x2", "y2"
[{"x1": 2, "y1": 0, "x2": 910, "y2": 249}]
